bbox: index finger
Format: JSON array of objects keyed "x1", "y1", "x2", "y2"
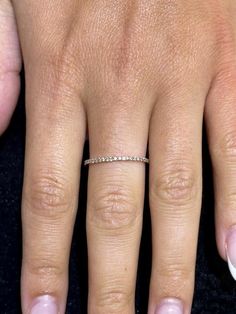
[{"x1": 11, "y1": 3, "x2": 87, "y2": 312}]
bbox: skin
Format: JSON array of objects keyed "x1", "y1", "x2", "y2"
[{"x1": 1, "y1": 0, "x2": 236, "y2": 313}]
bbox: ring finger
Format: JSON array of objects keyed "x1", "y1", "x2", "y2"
[{"x1": 86, "y1": 89, "x2": 151, "y2": 314}]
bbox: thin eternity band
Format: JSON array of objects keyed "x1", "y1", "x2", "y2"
[{"x1": 84, "y1": 156, "x2": 149, "y2": 166}]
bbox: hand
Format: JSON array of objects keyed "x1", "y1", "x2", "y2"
[{"x1": 2, "y1": 0, "x2": 236, "y2": 313}]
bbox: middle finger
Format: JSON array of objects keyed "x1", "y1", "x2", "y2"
[{"x1": 148, "y1": 85, "x2": 206, "y2": 313}]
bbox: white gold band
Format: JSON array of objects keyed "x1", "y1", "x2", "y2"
[{"x1": 84, "y1": 156, "x2": 149, "y2": 166}]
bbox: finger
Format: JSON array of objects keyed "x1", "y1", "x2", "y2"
[
  {"x1": 20, "y1": 62, "x2": 86, "y2": 313},
  {"x1": 148, "y1": 87, "x2": 205, "y2": 313},
  {"x1": 86, "y1": 95, "x2": 150, "y2": 313},
  {"x1": 205, "y1": 69, "x2": 236, "y2": 280},
  {"x1": 0, "y1": 0, "x2": 21, "y2": 134}
]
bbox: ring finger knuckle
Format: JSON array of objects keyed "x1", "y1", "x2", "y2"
[
  {"x1": 88, "y1": 182, "x2": 141, "y2": 231},
  {"x1": 95, "y1": 288, "x2": 132, "y2": 313}
]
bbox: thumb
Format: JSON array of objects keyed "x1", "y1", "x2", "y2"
[{"x1": 0, "y1": 0, "x2": 21, "y2": 135}]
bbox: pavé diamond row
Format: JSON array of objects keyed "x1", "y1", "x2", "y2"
[{"x1": 84, "y1": 156, "x2": 149, "y2": 166}]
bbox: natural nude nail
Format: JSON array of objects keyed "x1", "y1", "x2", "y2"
[
  {"x1": 226, "y1": 227, "x2": 236, "y2": 280},
  {"x1": 155, "y1": 297, "x2": 184, "y2": 314},
  {"x1": 30, "y1": 295, "x2": 58, "y2": 314}
]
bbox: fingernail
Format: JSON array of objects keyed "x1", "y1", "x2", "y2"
[
  {"x1": 226, "y1": 227, "x2": 236, "y2": 280},
  {"x1": 30, "y1": 295, "x2": 58, "y2": 314},
  {"x1": 155, "y1": 298, "x2": 184, "y2": 314}
]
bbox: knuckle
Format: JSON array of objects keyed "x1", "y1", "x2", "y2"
[
  {"x1": 96, "y1": 288, "x2": 132, "y2": 312},
  {"x1": 24, "y1": 172, "x2": 73, "y2": 218},
  {"x1": 158, "y1": 263, "x2": 193, "y2": 284},
  {"x1": 43, "y1": 49, "x2": 76, "y2": 77},
  {"x1": 31, "y1": 42, "x2": 82, "y2": 101},
  {"x1": 224, "y1": 191, "x2": 236, "y2": 206},
  {"x1": 211, "y1": 66, "x2": 236, "y2": 102},
  {"x1": 39, "y1": 55, "x2": 79, "y2": 99},
  {"x1": 150, "y1": 162, "x2": 198, "y2": 206},
  {"x1": 216, "y1": 130, "x2": 236, "y2": 160},
  {"x1": 88, "y1": 183, "x2": 140, "y2": 231},
  {"x1": 214, "y1": 16, "x2": 235, "y2": 55},
  {"x1": 26, "y1": 258, "x2": 64, "y2": 279}
]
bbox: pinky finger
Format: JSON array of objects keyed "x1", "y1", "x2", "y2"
[
  {"x1": 205, "y1": 69, "x2": 236, "y2": 280},
  {"x1": 0, "y1": 0, "x2": 21, "y2": 134}
]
